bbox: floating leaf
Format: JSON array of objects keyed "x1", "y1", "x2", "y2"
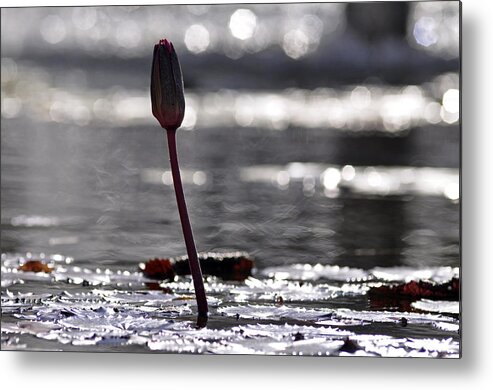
[
  {"x1": 18, "y1": 260, "x2": 53, "y2": 273},
  {"x1": 230, "y1": 277, "x2": 367, "y2": 302},
  {"x1": 142, "y1": 252, "x2": 254, "y2": 281},
  {"x1": 370, "y1": 266, "x2": 459, "y2": 283},
  {"x1": 433, "y1": 321, "x2": 460, "y2": 332},
  {"x1": 317, "y1": 308, "x2": 458, "y2": 327},
  {"x1": 411, "y1": 299, "x2": 460, "y2": 314},
  {"x1": 173, "y1": 252, "x2": 254, "y2": 281},
  {"x1": 368, "y1": 278, "x2": 459, "y2": 301},
  {"x1": 142, "y1": 258, "x2": 175, "y2": 280},
  {"x1": 262, "y1": 264, "x2": 459, "y2": 284},
  {"x1": 261, "y1": 263, "x2": 369, "y2": 282}
]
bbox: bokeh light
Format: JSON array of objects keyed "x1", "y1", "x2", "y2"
[
  {"x1": 40, "y1": 14, "x2": 66, "y2": 44},
  {"x1": 1, "y1": 55, "x2": 460, "y2": 130},
  {"x1": 229, "y1": 9, "x2": 257, "y2": 40},
  {"x1": 409, "y1": 2, "x2": 459, "y2": 59},
  {"x1": 184, "y1": 24, "x2": 210, "y2": 54}
]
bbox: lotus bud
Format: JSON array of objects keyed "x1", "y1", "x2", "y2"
[{"x1": 150, "y1": 39, "x2": 185, "y2": 130}]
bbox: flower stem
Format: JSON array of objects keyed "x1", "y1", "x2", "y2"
[{"x1": 166, "y1": 129, "x2": 208, "y2": 316}]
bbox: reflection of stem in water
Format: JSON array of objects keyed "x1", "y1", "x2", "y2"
[{"x1": 166, "y1": 129, "x2": 208, "y2": 317}]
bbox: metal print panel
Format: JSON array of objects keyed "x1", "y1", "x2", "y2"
[{"x1": 0, "y1": 1, "x2": 461, "y2": 357}]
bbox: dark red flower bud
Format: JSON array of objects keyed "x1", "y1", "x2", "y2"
[{"x1": 150, "y1": 39, "x2": 185, "y2": 130}]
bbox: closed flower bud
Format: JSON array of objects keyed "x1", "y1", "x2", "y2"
[{"x1": 150, "y1": 39, "x2": 186, "y2": 130}]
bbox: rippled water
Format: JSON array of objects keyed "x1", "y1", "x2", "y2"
[{"x1": 1, "y1": 118, "x2": 459, "y2": 270}]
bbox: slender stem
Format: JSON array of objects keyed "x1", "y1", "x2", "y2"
[{"x1": 166, "y1": 128, "x2": 208, "y2": 316}]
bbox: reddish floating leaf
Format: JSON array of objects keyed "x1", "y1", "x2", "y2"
[
  {"x1": 18, "y1": 260, "x2": 53, "y2": 273},
  {"x1": 142, "y1": 252, "x2": 254, "y2": 281},
  {"x1": 142, "y1": 258, "x2": 175, "y2": 280},
  {"x1": 145, "y1": 282, "x2": 173, "y2": 293},
  {"x1": 369, "y1": 278, "x2": 459, "y2": 302}
]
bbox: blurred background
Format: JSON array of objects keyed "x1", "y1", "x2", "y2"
[{"x1": 1, "y1": 2, "x2": 460, "y2": 270}]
